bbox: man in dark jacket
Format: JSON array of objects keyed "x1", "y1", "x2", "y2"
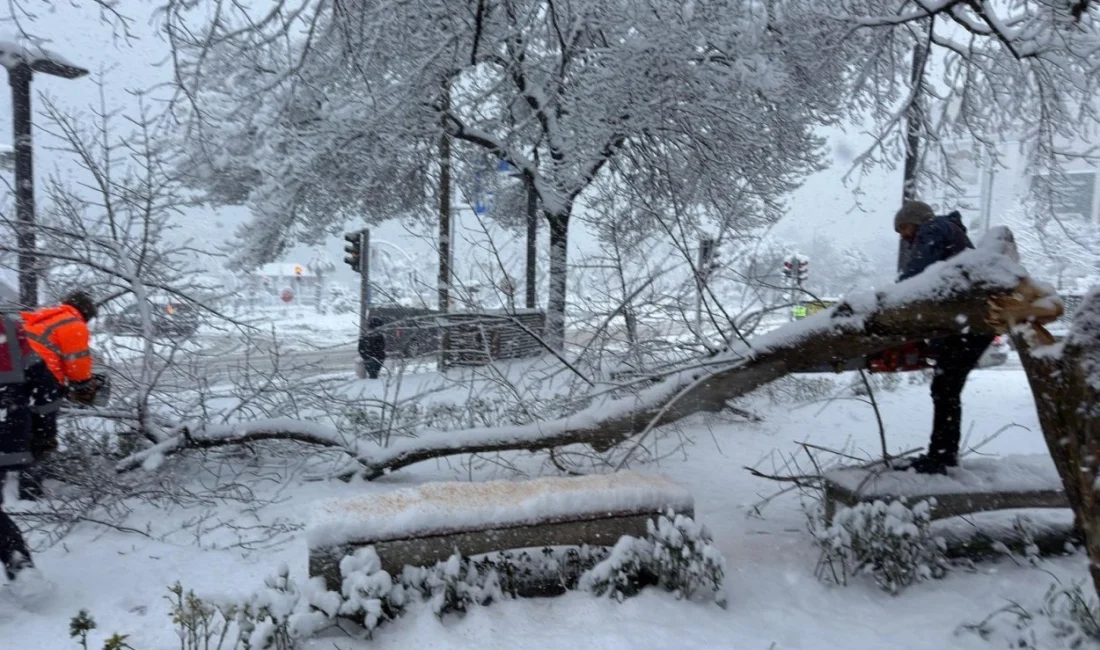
[
  {"x1": 894, "y1": 201, "x2": 993, "y2": 474},
  {"x1": 358, "y1": 317, "x2": 387, "y2": 379},
  {"x1": 0, "y1": 286, "x2": 37, "y2": 581}
]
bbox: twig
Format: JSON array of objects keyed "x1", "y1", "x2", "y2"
[{"x1": 857, "y1": 369, "x2": 890, "y2": 464}]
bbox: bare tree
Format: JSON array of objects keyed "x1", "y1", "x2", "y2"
[
  {"x1": 837, "y1": 1, "x2": 1100, "y2": 201},
  {"x1": 163, "y1": 0, "x2": 862, "y2": 348}
]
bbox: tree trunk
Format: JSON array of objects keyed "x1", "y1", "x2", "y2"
[
  {"x1": 546, "y1": 212, "x2": 569, "y2": 351},
  {"x1": 1012, "y1": 291, "x2": 1100, "y2": 598}
]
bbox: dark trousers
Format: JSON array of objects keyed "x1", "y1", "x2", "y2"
[
  {"x1": 364, "y1": 357, "x2": 383, "y2": 379},
  {"x1": 20, "y1": 411, "x2": 58, "y2": 498},
  {"x1": 927, "y1": 334, "x2": 993, "y2": 462},
  {"x1": 0, "y1": 509, "x2": 32, "y2": 580}
]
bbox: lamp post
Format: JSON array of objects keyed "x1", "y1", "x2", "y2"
[{"x1": 0, "y1": 41, "x2": 88, "y2": 307}]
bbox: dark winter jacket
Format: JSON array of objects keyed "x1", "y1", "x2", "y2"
[
  {"x1": 898, "y1": 211, "x2": 974, "y2": 281},
  {"x1": 0, "y1": 314, "x2": 35, "y2": 471},
  {"x1": 358, "y1": 321, "x2": 386, "y2": 362}
]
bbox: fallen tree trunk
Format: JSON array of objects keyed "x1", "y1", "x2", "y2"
[
  {"x1": 356, "y1": 228, "x2": 1061, "y2": 479},
  {"x1": 1011, "y1": 289, "x2": 1100, "y2": 597},
  {"x1": 117, "y1": 229, "x2": 1060, "y2": 481}
]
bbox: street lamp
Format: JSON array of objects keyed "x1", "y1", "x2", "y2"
[{"x1": 0, "y1": 39, "x2": 88, "y2": 307}]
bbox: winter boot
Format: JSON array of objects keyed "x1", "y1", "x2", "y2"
[{"x1": 3, "y1": 552, "x2": 32, "y2": 582}]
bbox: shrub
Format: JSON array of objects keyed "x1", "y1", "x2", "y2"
[
  {"x1": 811, "y1": 498, "x2": 948, "y2": 594},
  {"x1": 579, "y1": 511, "x2": 727, "y2": 606},
  {"x1": 962, "y1": 581, "x2": 1100, "y2": 649}
]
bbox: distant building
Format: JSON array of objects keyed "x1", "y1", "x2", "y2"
[{"x1": 932, "y1": 137, "x2": 1099, "y2": 231}]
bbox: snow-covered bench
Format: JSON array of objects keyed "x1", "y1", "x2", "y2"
[
  {"x1": 822, "y1": 455, "x2": 1068, "y2": 524},
  {"x1": 307, "y1": 471, "x2": 694, "y2": 596}
]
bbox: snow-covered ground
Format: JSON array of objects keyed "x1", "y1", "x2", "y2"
[{"x1": 0, "y1": 363, "x2": 1086, "y2": 649}]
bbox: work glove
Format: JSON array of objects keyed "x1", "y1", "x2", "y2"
[{"x1": 68, "y1": 377, "x2": 99, "y2": 406}]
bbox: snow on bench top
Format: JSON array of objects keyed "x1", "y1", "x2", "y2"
[
  {"x1": 307, "y1": 471, "x2": 694, "y2": 549},
  {"x1": 823, "y1": 455, "x2": 1062, "y2": 498}
]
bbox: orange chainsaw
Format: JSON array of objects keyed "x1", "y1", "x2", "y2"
[{"x1": 793, "y1": 341, "x2": 934, "y2": 374}]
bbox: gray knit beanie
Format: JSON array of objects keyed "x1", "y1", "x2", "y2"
[{"x1": 894, "y1": 201, "x2": 935, "y2": 231}]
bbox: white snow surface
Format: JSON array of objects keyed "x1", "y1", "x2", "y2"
[
  {"x1": 824, "y1": 454, "x2": 1062, "y2": 496},
  {"x1": 2, "y1": 356, "x2": 1094, "y2": 650},
  {"x1": 307, "y1": 471, "x2": 694, "y2": 548}
]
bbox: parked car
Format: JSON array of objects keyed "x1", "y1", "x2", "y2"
[
  {"x1": 102, "y1": 301, "x2": 200, "y2": 339},
  {"x1": 976, "y1": 335, "x2": 1009, "y2": 368}
]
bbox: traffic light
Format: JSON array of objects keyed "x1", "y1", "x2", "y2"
[
  {"x1": 344, "y1": 231, "x2": 362, "y2": 272},
  {"x1": 782, "y1": 254, "x2": 809, "y2": 285}
]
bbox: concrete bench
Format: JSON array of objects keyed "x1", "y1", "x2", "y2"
[
  {"x1": 822, "y1": 454, "x2": 1068, "y2": 524},
  {"x1": 307, "y1": 471, "x2": 694, "y2": 596}
]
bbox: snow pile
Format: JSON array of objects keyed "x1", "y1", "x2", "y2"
[
  {"x1": 306, "y1": 471, "x2": 694, "y2": 549},
  {"x1": 812, "y1": 499, "x2": 948, "y2": 594},
  {"x1": 579, "y1": 511, "x2": 726, "y2": 606},
  {"x1": 824, "y1": 455, "x2": 1062, "y2": 497}
]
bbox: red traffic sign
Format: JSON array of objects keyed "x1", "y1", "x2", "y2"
[{"x1": 281, "y1": 289, "x2": 294, "y2": 303}]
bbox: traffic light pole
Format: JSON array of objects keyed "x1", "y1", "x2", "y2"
[{"x1": 359, "y1": 230, "x2": 371, "y2": 339}]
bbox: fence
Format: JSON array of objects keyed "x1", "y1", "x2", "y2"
[
  {"x1": 439, "y1": 310, "x2": 547, "y2": 368},
  {"x1": 371, "y1": 306, "x2": 441, "y2": 358},
  {"x1": 368, "y1": 306, "x2": 547, "y2": 367}
]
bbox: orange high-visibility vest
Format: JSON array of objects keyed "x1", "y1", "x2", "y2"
[{"x1": 20, "y1": 305, "x2": 92, "y2": 385}]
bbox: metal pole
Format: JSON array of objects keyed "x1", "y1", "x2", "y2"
[
  {"x1": 359, "y1": 230, "x2": 370, "y2": 338},
  {"x1": 11, "y1": 64, "x2": 36, "y2": 308},
  {"x1": 525, "y1": 178, "x2": 538, "y2": 309},
  {"x1": 694, "y1": 239, "x2": 706, "y2": 337},
  {"x1": 438, "y1": 86, "x2": 452, "y2": 315}
]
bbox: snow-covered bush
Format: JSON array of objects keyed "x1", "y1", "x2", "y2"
[
  {"x1": 962, "y1": 581, "x2": 1100, "y2": 649},
  {"x1": 401, "y1": 555, "x2": 505, "y2": 617},
  {"x1": 75, "y1": 518, "x2": 723, "y2": 649},
  {"x1": 579, "y1": 511, "x2": 727, "y2": 606},
  {"x1": 812, "y1": 499, "x2": 948, "y2": 594}
]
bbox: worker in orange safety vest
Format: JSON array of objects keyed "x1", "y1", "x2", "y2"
[{"x1": 18, "y1": 291, "x2": 99, "y2": 500}]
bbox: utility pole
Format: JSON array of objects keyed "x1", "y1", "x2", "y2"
[
  {"x1": 3, "y1": 48, "x2": 88, "y2": 308},
  {"x1": 525, "y1": 178, "x2": 538, "y2": 310},
  {"x1": 11, "y1": 64, "x2": 35, "y2": 307}
]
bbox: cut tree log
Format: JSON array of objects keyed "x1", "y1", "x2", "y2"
[
  {"x1": 822, "y1": 454, "x2": 1068, "y2": 524},
  {"x1": 306, "y1": 471, "x2": 694, "y2": 597},
  {"x1": 355, "y1": 228, "x2": 1062, "y2": 479}
]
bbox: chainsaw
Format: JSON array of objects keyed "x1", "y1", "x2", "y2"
[{"x1": 793, "y1": 341, "x2": 934, "y2": 374}]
